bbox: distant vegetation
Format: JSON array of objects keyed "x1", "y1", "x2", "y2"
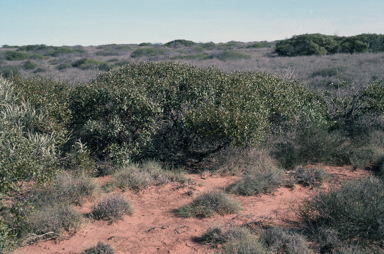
[{"x1": 275, "y1": 33, "x2": 384, "y2": 56}]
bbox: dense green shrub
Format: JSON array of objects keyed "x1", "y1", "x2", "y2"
[
  {"x1": 201, "y1": 42, "x2": 216, "y2": 49},
  {"x1": 247, "y1": 41, "x2": 273, "y2": 48},
  {"x1": 164, "y1": 39, "x2": 196, "y2": 47},
  {"x1": 72, "y1": 58, "x2": 111, "y2": 71},
  {"x1": 0, "y1": 78, "x2": 60, "y2": 194},
  {"x1": 138, "y1": 42, "x2": 152, "y2": 46},
  {"x1": 0, "y1": 66, "x2": 21, "y2": 78},
  {"x1": 298, "y1": 177, "x2": 384, "y2": 244},
  {"x1": 176, "y1": 190, "x2": 241, "y2": 218},
  {"x1": 22, "y1": 60, "x2": 38, "y2": 70},
  {"x1": 69, "y1": 62, "x2": 326, "y2": 165},
  {"x1": 5, "y1": 51, "x2": 29, "y2": 61},
  {"x1": 275, "y1": 33, "x2": 384, "y2": 56}
]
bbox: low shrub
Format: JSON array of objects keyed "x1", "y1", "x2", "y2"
[
  {"x1": 210, "y1": 50, "x2": 250, "y2": 61},
  {"x1": 227, "y1": 168, "x2": 283, "y2": 196},
  {"x1": 288, "y1": 166, "x2": 328, "y2": 187},
  {"x1": 0, "y1": 66, "x2": 20, "y2": 78},
  {"x1": 22, "y1": 60, "x2": 37, "y2": 70},
  {"x1": 164, "y1": 39, "x2": 196, "y2": 48},
  {"x1": 91, "y1": 195, "x2": 133, "y2": 222},
  {"x1": 5, "y1": 51, "x2": 29, "y2": 61},
  {"x1": 221, "y1": 227, "x2": 269, "y2": 254},
  {"x1": 57, "y1": 63, "x2": 72, "y2": 70},
  {"x1": 258, "y1": 227, "x2": 310, "y2": 254},
  {"x1": 138, "y1": 42, "x2": 152, "y2": 46},
  {"x1": 298, "y1": 177, "x2": 384, "y2": 244},
  {"x1": 20, "y1": 204, "x2": 84, "y2": 240},
  {"x1": 111, "y1": 161, "x2": 186, "y2": 190},
  {"x1": 347, "y1": 146, "x2": 384, "y2": 170},
  {"x1": 130, "y1": 48, "x2": 166, "y2": 57},
  {"x1": 95, "y1": 50, "x2": 119, "y2": 56},
  {"x1": 27, "y1": 173, "x2": 98, "y2": 207},
  {"x1": 176, "y1": 190, "x2": 241, "y2": 218},
  {"x1": 84, "y1": 241, "x2": 115, "y2": 254}
]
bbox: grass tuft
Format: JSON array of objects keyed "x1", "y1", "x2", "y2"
[
  {"x1": 176, "y1": 190, "x2": 241, "y2": 218},
  {"x1": 84, "y1": 241, "x2": 115, "y2": 254},
  {"x1": 91, "y1": 195, "x2": 134, "y2": 222}
]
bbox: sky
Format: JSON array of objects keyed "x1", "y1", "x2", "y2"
[{"x1": 1, "y1": 0, "x2": 383, "y2": 46}]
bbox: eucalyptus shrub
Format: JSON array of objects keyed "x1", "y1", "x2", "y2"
[{"x1": 69, "y1": 62, "x2": 328, "y2": 165}]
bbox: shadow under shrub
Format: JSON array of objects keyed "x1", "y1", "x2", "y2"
[
  {"x1": 226, "y1": 168, "x2": 283, "y2": 196},
  {"x1": 298, "y1": 177, "x2": 384, "y2": 245},
  {"x1": 176, "y1": 190, "x2": 241, "y2": 218},
  {"x1": 91, "y1": 195, "x2": 133, "y2": 222}
]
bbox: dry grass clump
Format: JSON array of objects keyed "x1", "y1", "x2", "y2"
[
  {"x1": 91, "y1": 194, "x2": 134, "y2": 222},
  {"x1": 20, "y1": 204, "x2": 84, "y2": 241},
  {"x1": 176, "y1": 190, "x2": 241, "y2": 218},
  {"x1": 226, "y1": 168, "x2": 284, "y2": 196},
  {"x1": 111, "y1": 161, "x2": 187, "y2": 191},
  {"x1": 83, "y1": 241, "x2": 115, "y2": 254}
]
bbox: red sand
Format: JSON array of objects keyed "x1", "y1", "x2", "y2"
[{"x1": 14, "y1": 165, "x2": 371, "y2": 254}]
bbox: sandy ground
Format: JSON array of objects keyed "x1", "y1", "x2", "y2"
[{"x1": 14, "y1": 165, "x2": 372, "y2": 254}]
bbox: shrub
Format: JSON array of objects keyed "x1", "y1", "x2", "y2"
[
  {"x1": 20, "y1": 204, "x2": 83, "y2": 240},
  {"x1": 201, "y1": 42, "x2": 216, "y2": 50},
  {"x1": 112, "y1": 164, "x2": 154, "y2": 190},
  {"x1": 57, "y1": 63, "x2": 72, "y2": 70},
  {"x1": 84, "y1": 241, "x2": 115, "y2": 254},
  {"x1": 258, "y1": 227, "x2": 310, "y2": 254},
  {"x1": 138, "y1": 42, "x2": 152, "y2": 46},
  {"x1": 0, "y1": 77, "x2": 60, "y2": 194},
  {"x1": 130, "y1": 48, "x2": 166, "y2": 57},
  {"x1": 247, "y1": 41, "x2": 273, "y2": 48},
  {"x1": 0, "y1": 66, "x2": 20, "y2": 78},
  {"x1": 91, "y1": 195, "x2": 133, "y2": 222},
  {"x1": 164, "y1": 39, "x2": 196, "y2": 48},
  {"x1": 27, "y1": 173, "x2": 98, "y2": 207},
  {"x1": 5, "y1": 51, "x2": 29, "y2": 61},
  {"x1": 227, "y1": 168, "x2": 283, "y2": 196},
  {"x1": 95, "y1": 50, "x2": 119, "y2": 56},
  {"x1": 347, "y1": 146, "x2": 384, "y2": 170},
  {"x1": 176, "y1": 190, "x2": 241, "y2": 218},
  {"x1": 298, "y1": 177, "x2": 384, "y2": 244},
  {"x1": 288, "y1": 166, "x2": 328, "y2": 187},
  {"x1": 310, "y1": 66, "x2": 347, "y2": 78},
  {"x1": 209, "y1": 50, "x2": 250, "y2": 61},
  {"x1": 22, "y1": 60, "x2": 37, "y2": 70},
  {"x1": 111, "y1": 161, "x2": 186, "y2": 190},
  {"x1": 222, "y1": 227, "x2": 270, "y2": 254}
]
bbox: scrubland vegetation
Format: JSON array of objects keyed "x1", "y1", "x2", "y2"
[{"x1": 1, "y1": 34, "x2": 384, "y2": 253}]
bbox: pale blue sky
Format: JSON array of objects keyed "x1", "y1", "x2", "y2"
[{"x1": 1, "y1": 0, "x2": 383, "y2": 46}]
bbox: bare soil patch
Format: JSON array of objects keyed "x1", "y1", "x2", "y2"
[{"x1": 14, "y1": 166, "x2": 371, "y2": 254}]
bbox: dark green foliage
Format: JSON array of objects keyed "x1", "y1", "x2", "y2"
[
  {"x1": 164, "y1": 39, "x2": 196, "y2": 47},
  {"x1": 218, "y1": 41, "x2": 240, "y2": 49},
  {"x1": 71, "y1": 58, "x2": 112, "y2": 71},
  {"x1": 210, "y1": 50, "x2": 250, "y2": 60},
  {"x1": 276, "y1": 33, "x2": 384, "y2": 56},
  {"x1": 298, "y1": 177, "x2": 384, "y2": 244},
  {"x1": 22, "y1": 60, "x2": 37, "y2": 70},
  {"x1": 2, "y1": 45, "x2": 18, "y2": 48},
  {"x1": 201, "y1": 42, "x2": 216, "y2": 50},
  {"x1": 91, "y1": 195, "x2": 133, "y2": 222},
  {"x1": 5, "y1": 51, "x2": 29, "y2": 61},
  {"x1": 130, "y1": 48, "x2": 166, "y2": 57},
  {"x1": 138, "y1": 42, "x2": 152, "y2": 46},
  {"x1": 176, "y1": 190, "x2": 241, "y2": 218},
  {"x1": 258, "y1": 227, "x2": 310, "y2": 254},
  {"x1": 227, "y1": 168, "x2": 283, "y2": 195},
  {"x1": 69, "y1": 62, "x2": 323, "y2": 165},
  {"x1": 84, "y1": 241, "x2": 115, "y2": 254}
]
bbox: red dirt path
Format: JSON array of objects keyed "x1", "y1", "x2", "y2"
[{"x1": 14, "y1": 165, "x2": 371, "y2": 254}]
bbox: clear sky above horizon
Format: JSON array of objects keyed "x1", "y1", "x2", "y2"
[{"x1": 1, "y1": 0, "x2": 383, "y2": 46}]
